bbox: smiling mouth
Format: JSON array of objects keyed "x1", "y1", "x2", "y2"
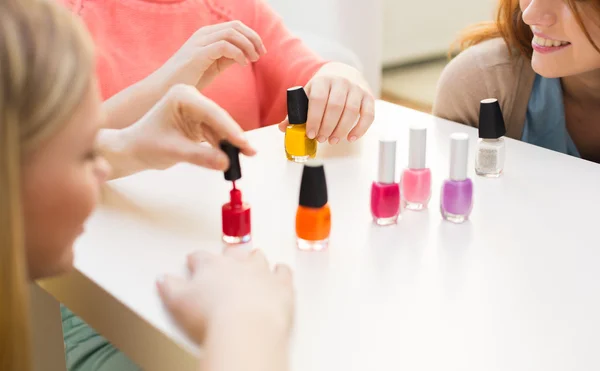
[{"x1": 532, "y1": 35, "x2": 570, "y2": 48}]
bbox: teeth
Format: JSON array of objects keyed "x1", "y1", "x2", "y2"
[{"x1": 533, "y1": 35, "x2": 569, "y2": 47}]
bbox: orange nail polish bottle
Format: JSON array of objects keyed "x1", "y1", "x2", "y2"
[{"x1": 296, "y1": 161, "x2": 331, "y2": 251}]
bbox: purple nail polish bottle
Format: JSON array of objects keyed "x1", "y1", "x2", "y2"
[{"x1": 440, "y1": 133, "x2": 473, "y2": 223}]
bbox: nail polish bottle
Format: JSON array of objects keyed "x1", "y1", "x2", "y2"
[
  {"x1": 285, "y1": 86, "x2": 317, "y2": 163},
  {"x1": 296, "y1": 161, "x2": 330, "y2": 251},
  {"x1": 220, "y1": 141, "x2": 251, "y2": 244},
  {"x1": 440, "y1": 133, "x2": 473, "y2": 224},
  {"x1": 475, "y1": 98, "x2": 506, "y2": 177},
  {"x1": 370, "y1": 139, "x2": 400, "y2": 225},
  {"x1": 401, "y1": 126, "x2": 431, "y2": 210}
]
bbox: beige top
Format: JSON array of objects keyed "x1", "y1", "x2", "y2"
[{"x1": 432, "y1": 38, "x2": 536, "y2": 139}]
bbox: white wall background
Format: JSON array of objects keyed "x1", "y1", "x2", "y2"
[
  {"x1": 267, "y1": 0, "x2": 383, "y2": 97},
  {"x1": 382, "y1": 0, "x2": 496, "y2": 66},
  {"x1": 267, "y1": 0, "x2": 495, "y2": 94}
]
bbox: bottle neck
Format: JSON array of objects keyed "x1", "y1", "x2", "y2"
[
  {"x1": 479, "y1": 137, "x2": 503, "y2": 142},
  {"x1": 230, "y1": 188, "x2": 243, "y2": 207}
]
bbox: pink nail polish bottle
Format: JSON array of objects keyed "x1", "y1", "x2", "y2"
[
  {"x1": 401, "y1": 126, "x2": 431, "y2": 210},
  {"x1": 370, "y1": 139, "x2": 400, "y2": 225}
]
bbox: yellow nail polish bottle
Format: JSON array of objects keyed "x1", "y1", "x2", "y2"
[{"x1": 285, "y1": 86, "x2": 317, "y2": 162}]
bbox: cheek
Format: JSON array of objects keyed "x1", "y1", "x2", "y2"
[
  {"x1": 568, "y1": 24, "x2": 600, "y2": 68},
  {"x1": 566, "y1": 6, "x2": 600, "y2": 58},
  {"x1": 23, "y1": 165, "x2": 101, "y2": 279}
]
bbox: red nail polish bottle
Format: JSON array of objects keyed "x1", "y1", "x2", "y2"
[{"x1": 220, "y1": 141, "x2": 251, "y2": 244}]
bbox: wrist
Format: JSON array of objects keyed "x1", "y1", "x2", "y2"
[
  {"x1": 207, "y1": 306, "x2": 291, "y2": 345},
  {"x1": 313, "y1": 62, "x2": 371, "y2": 93},
  {"x1": 203, "y1": 311, "x2": 291, "y2": 371},
  {"x1": 97, "y1": 128, "x2": 140, "y2": 180}
]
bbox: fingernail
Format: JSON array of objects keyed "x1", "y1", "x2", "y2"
[
  {"x1": 317, "y1": 135, "x2": 327, "y2": 143},
  {"x1": 156, "y1": 275, "x2": 167, "y2": 294},
  {"x1": 349, "y1": 136, "x2": 357, "y2": 142},
  {"x1": 235, "y1": 132, "x2": 249, "y2": 143},
  {"x1": 307, "y1": 130, "x2": 315, "y2": 139},
  {"x1": 329, "y1": 137, "x2": 339, "y2": 144},
  {"x1": 261, "y1": 45, "x2": 267, "y2": 54}
]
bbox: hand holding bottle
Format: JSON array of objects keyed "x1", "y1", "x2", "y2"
[
  {"x1": 278, "y1": 63, "x2": 375, "y2": 145},
  {"x1": 99, "y1": 85, "x2": 256, "y2": 179}
]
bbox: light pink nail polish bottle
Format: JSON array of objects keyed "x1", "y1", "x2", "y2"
[{"x1": 401, "y1": 126, "x2": 431, "y2": 210}]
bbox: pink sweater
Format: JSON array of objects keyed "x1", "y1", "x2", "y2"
[{"x1": 61, "y1": 0, "x2": 327, "y2": 130}]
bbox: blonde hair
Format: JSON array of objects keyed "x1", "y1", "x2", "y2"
[
  {"x1": 453, "y1": 0, "x2": 600, "y2": 57},
  {"x1": 0, "y1": 0, "x2": 94, "y2": 369}
]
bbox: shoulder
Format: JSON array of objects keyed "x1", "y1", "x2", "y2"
[
  {"x1": 445, "y1": 38, "x2": 527, "y2": 96},
  {"x1": 433, "y1": 38, "x2": 534, "y2": 131},
  {"x1": 203, "y1": 0, "x2": 263, "y2": 24},
  {"x1": 54, "y1": 0, "x2": 80, "y2": 11}
]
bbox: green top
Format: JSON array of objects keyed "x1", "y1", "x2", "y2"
[{"x1": 61, "y1": 305, "x2": 140, "y2": 371}]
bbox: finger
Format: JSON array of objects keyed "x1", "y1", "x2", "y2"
[
  {"x1": 187, "y1": 250, "x2": 216, "y2": 275},
  {"x1": 278, "y1": 117, "x2": 289, "y2": 133},
  {"x1": 201, "y1": 127, "x2": 220, "y2": 148},
  {"x1": 305, "y1": 80, "x2": 330, "y2": 140},
  {"x1": 169, "y1": 85, "x2": 257, "y2": 156},
  {"x1": 175, "y1": 141, "x2": 229, "y2": 171},
  {"x1": 274, "y1": 264, "x2": 293, "y2": 286},
  {"x1": 203, "y1": 28, "x2": 260, "y2": 62},
  {"x1": 156, "y1": 274, "x2": 188, "y2": 308},
  {"x1": 223, "y1": 246, "x2": 253, "y2": 260},
  {"x1": 201, "y1": 40, "x2": 247, "y2": 66},
  {"x1": 156, "y1": 275, "x2": 206, "y2": 343},
  {"x1": 317, "y1": 79, "x2": 348, "y2": 142},
  {"x1": 200, "y1": 20, "x2": 266, "y2": 55},
  {"x1": 249, "y1": 249, "x2": 269, "y2": 270},
  {"x1": 329, "y1": 86, "x2": 363, "y2": 144},
  {"x1": 347, "y1": 94, "x2": 375, "y2": 141}
]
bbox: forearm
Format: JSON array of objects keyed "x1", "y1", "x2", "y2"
[
  {"x1": 312, "y1": 62, "x2": 371, "y2": 93},
  {"x1": 102, "y1": 77, "x2": 166, "y2": 130},
  {"x1": 201, "y1": 316, "x2": 290, "y2": 371}
]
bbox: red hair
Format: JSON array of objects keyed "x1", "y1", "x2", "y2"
[{"x1": 453, "y1": 0, "x2": 600, "y2": 58}]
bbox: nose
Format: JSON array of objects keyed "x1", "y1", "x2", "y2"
[
  {"x1": 94, "y1": 157, "x2": 112, "y2": 183},
  {"x1": 521, "y1": 0, "x2": 557, "y2": 27}
]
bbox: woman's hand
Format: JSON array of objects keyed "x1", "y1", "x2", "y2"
[
  {"x1": 157, "y1": 248, "x2": 294, "y2": 344},
  {"x1": 100, "y1": 84, "x2": 256, "y2": 179},
  {"x1": 277, "y1": 63, "x2": 375, "y2": 144},
  {"x1": 148, "y1": 21, "x2": 266, "y2": 92}
]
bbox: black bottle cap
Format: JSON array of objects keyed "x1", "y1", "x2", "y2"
[
  {"x1": 219, "y1": 140, "x2": 242, "y2": 181},
  {"x1": 478, "y1": 98, "x2": 506, "y2": 139},
  {"x1": 287, "y1": 86, "x2": 309, "y2": 125},
  {"x1": 299, "y1": 161, "x2": 328, "y2": 208}
]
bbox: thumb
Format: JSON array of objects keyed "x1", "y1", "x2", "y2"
[
  {"x1": 278, "y1": 116, "x2": 289, "y2": 132},
  {"x1": 166, "y1": 85, "x2": 257, "y2": 156},
  {"x1": 177, "y1": 141, "x2": 229, "y2": 171},
  {"x1": 157, "y1": 275, "x2": 207, "y2": 343},
  {"x1": 157, "y1": 274, "x2": 188, "y2": 310}
]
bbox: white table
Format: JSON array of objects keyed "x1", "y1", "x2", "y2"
[{"x1": 40, "y1": 100, "x2": 600, "y2": 371}]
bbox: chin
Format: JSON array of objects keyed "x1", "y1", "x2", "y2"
[
  {"x1": 29, "y1": 244, "x2": 76, "y2": 281},
  {"x1": 531, "y1": 59, "x2": 565, "y2": 78}
]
